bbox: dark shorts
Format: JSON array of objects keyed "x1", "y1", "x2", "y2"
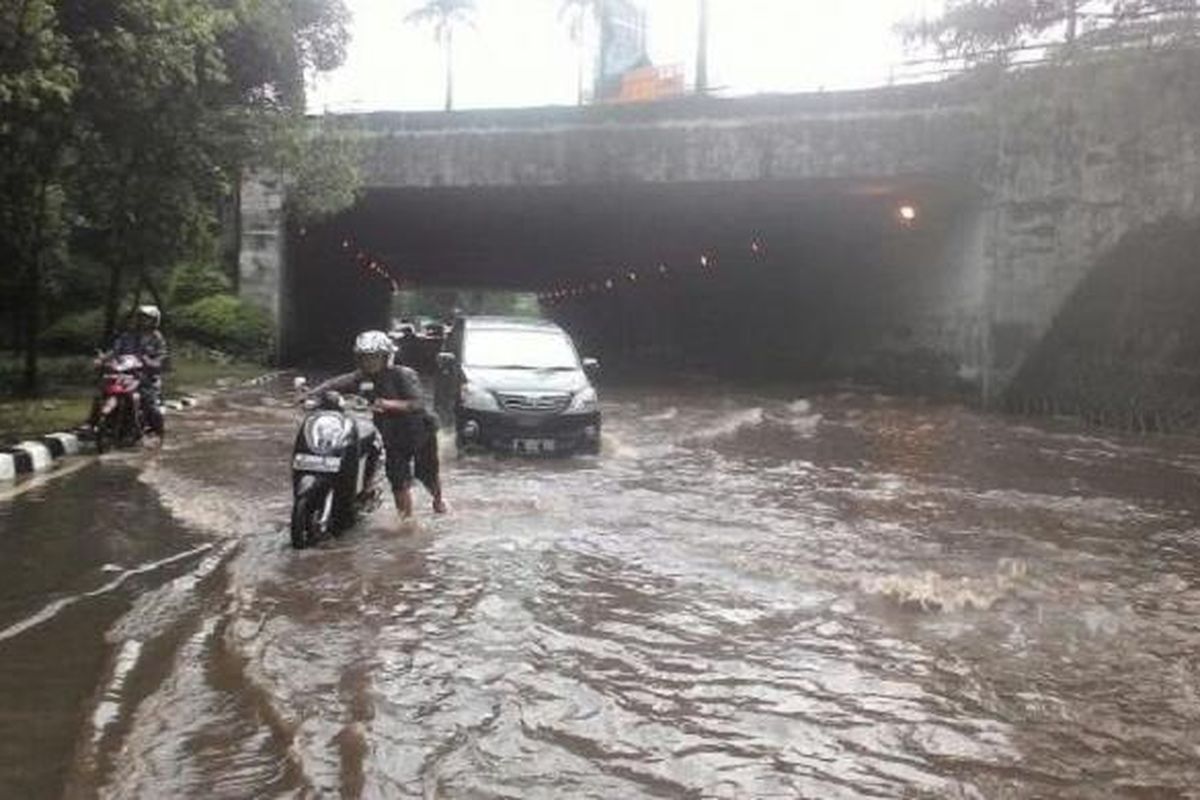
[{"x1": 383, "y1": 426, "x2": 439, "y2": 490}]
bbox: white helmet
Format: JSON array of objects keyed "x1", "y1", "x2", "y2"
[
  {"x1": 353, "y1": 330, "x2": 396, "y2": 356},
  {"x1": 137, "y1": 305, "x2": 161, "y2": 326}
]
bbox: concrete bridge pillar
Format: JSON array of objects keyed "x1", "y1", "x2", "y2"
[{"x1": 237, "y1": 170, "x2": 287, "y2": 360}]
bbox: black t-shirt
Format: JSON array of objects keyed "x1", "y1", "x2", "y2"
[{"x1": 312, "y1": 366, "x2": 434, "y2": 444}]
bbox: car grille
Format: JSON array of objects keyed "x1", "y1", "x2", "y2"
[{"x1": 496, "y1": 392, "x2": 571, "y2": 414}]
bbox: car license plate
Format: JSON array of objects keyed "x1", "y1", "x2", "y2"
[
  {"x1": 293, "y1": 453, "x2": 342, "y2": 472},
  {"x1": 514, "y1": 439, "x2": 556, "y2": 453}
]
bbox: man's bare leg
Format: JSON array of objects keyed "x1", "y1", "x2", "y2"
[
  {"x1": 394, "y1": 485, "x2": 414, "y2": 518},
  {"x1": 429, "y1": 480, "x2": 447, "y2": 514}
]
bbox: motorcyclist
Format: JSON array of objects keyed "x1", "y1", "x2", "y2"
[
  {"x1": 307, "y1": 330, "x2": 447, "y2": 519},
  {"x1": 92, "y1": 305, "x2": 169, "y2": 442}
]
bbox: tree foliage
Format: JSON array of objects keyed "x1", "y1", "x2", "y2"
[
  {"x1": 0, "y1": 0, "x2": 78, "y2": 390},
  {"x1": 901, "y1": 1, "x2": 1200, "y2": 64},
  {"x1": 286, "y1": 131, "x2": 362, "y2": 221},
  {"x1": 0, "y1": 0, "x2": 352, "y2": 391},
  {"x1": 405, "y1": 0, "x2": 475, "y2": 111}
]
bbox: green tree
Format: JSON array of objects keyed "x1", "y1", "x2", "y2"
[
  {"x1": 0, "y1": 0, "x2": 352, "y2": 390},
  {"x1": 405, "y1": 0, "x2": 475, "y2": 112},
  {"x1": 286, "y1": 129, "x2": 362, "y2": 222},
  {"x1": 901, "y1": 1, "x2": 1199, "y2": 64},
  {"x1": 0, "y1": 0, "x2": 78, "y2": 392},
  {"x1": 62, "y1": 0, "x2": 352, "y2": 340}
]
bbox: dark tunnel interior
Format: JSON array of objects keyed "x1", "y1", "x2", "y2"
[{"x1": 286, "y1": 177, "x2": 978, "y2": 385}]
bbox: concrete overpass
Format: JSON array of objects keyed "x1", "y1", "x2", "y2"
[{"x1": 239, "y1": 55, "x2": 1200, "y2": 409}]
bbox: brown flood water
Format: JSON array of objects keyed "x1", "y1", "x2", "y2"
[{"x1": 1, "y1": 378, "x2": 1199, "y2": 798}]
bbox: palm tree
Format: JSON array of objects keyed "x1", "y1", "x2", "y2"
[
  {"x1": 405, "y1": 0, "x2": 476, "y2": 111},
  {"x1": 559, "y1": 0, "x2": 600, "y2": 105}
]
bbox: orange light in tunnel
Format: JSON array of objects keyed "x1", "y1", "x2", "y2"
[{"x1": 897, "y1": 204, "x2": 919, "y2": 224}]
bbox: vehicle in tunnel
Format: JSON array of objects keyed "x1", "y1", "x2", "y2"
[{"x1": 435, "y1": 317, "x2": 601, "y2": 455}]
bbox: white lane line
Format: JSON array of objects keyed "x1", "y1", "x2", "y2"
[
  {"x1": 0, "y1": 459, "x2": 92, "y2": 503},
  {"x1": 0, "y1": 543, "x2": 215, "y2": 645}
]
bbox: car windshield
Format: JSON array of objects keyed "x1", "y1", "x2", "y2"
[{"x1": 464, "y1": 328, "x2": 579, "y2": 370}]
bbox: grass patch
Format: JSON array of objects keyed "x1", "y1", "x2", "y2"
[
  {"x1": 0, "y1": 397, "x2": 93, "y2": 444},
  {"x1": 0, "y1": 346, "x2": 271, "y2": 442},
  {"x1": 170, "y1": 355, "x2": 267, "y2": 394}
]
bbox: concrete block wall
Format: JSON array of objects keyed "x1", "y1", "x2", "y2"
[
  {"x1": 981, "y1": 55, "x2": 1200, "y2": 399},
  {"x1": 238, "y1": 170, "x2": 287, "y2": 361},
  {"x1": 249, "y1": 55, "x2": 1200, "y2": 407}
]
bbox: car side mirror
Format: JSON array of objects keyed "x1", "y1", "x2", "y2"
[
  {"x1": 582, "y1": 357, "x2": 599, "y2": 372},
  {"x1": 437, "y1": 352, "x2": 457, "y2": 369}
]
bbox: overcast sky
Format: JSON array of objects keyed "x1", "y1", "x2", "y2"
[{"x1": 307, "y1": 0, "x2": 943, "y2": 114}]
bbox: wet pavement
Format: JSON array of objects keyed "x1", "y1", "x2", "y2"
[{"x1": 1, "y1": 378, "x2": 1199, "y2": 798}]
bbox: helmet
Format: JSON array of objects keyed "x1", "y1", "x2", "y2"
[
  {"x1": 137, "y1": 305, "x2": 161, "y2": 327},
  {"x1": 353, "y1": 330, "x2": 396, "y2": 358}
]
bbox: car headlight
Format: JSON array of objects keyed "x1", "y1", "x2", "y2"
[
  {"x1": 567, "y1": 386, "x2": 598, "y2": 413},
  {"x1": 461, "y1": 383, "x2": 500, "y2": 412},
  {"x1": 304, "y1": 414, "x2": 348, "y2": 455}
]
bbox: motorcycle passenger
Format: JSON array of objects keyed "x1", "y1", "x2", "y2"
[
  {"x1": 93, "y1": 305, "x2": 169, "y2": 442},
  {"x1": 308, "y1": 331, "x2": 447, "y2": 519}
]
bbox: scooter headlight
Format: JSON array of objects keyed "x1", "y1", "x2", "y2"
[
  {"x1": 304, "y1": 413, "x2": 348, "y2": 455},
  {"x1": 567, "y1": 386, "x2": 598, "y2": 413},
  {"x1": 461, "y1": 383, "x2": 500, "y2": 412}
]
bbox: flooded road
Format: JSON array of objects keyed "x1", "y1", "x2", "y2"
[{"x1": 2, "y1": 379, "x2": 1200, "y2": 798}]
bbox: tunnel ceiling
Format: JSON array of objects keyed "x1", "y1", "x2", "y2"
[{"x1": 296, "y1": 177, "x2": 963, "y2": 292}]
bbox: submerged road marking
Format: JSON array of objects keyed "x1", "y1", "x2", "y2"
[
  {"x1": 0, "y1": 543, "x2": 215, "y2": 645},
  {"x1": 0, "y1": 458, "x2": 93, "y2": 503}
]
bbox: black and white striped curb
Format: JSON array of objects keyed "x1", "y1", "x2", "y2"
[
  {"x1": 0, "y1": 433, "x2": 81, "y2": 480},
  {"x1": 0, "y1": 395, "x2": 202, "y2": 482}
]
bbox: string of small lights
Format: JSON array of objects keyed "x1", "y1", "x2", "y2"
[
  {"x1": 342, "y1": 234, "x2": 403, "y2": 294},
  {"x1": 536, "y1": 237, "x2": 767, "y2": 305},
  {"x1": 305, "y1": 201, "x2": 917, "y2": 305}
]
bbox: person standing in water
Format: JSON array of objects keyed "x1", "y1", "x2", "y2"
[{"x1": 308, "y1": 330, "x2": 447, "y2": 519}]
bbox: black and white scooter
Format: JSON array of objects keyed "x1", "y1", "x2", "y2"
[{"x1": 289, "y1": 379, "x2": 383, "y2": 549}]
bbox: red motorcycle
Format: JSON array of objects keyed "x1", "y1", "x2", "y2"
[{"x1": 93, "y1": 354, "x2": 146, "y2": 452}]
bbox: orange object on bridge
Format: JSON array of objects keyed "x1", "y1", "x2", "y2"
[{"x1": 612, "y1": 64, "x2": 685, "y2": 103}]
